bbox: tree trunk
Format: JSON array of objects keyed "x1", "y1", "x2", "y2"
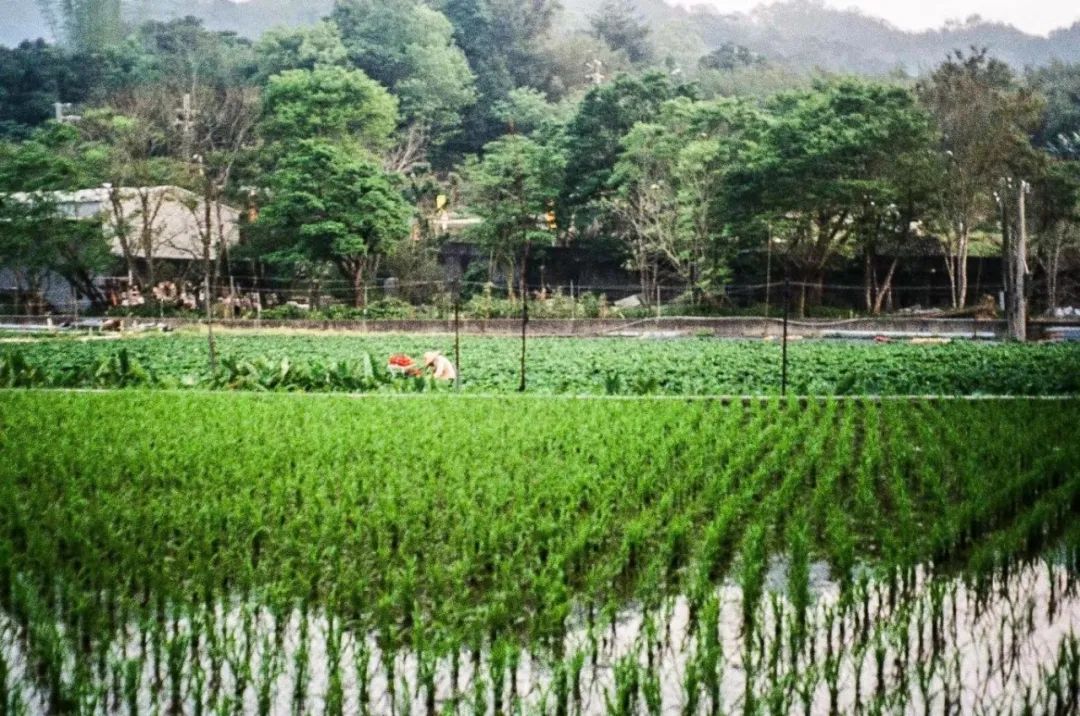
[
  {"x1": 956, "y1": 227, "x2": 970, "y2": 309},
  {"x1": 138, "y1": 191, "x2": 157, "y2": 289},
  {"x1": 108, "y1": 190, "x2": 140, "y2": 289},
  {"x1": 353, "y1": 267, "x2": 366, "y2": 309},
  {"x1": 863, "y1": 251, "x2": 874, "y2": 313},
  {"x1": 942, "y1": 252, "x2": 958, "y2": 310},
  {"x1": 1048, "y1": 240, "x2": 1061, "y2": 312},
  {"x1": 873, "y1": 258, "x2": 899, "y2": 315}
]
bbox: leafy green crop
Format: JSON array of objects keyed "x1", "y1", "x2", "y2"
[{"x1": 1, "y1": 333, "x2": 1078, "y2": 394}]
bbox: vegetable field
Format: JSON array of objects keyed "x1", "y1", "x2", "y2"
[
  {"x1": 1, "y1": 391, "x2": 1078, "y2": 714},
  {"x1": 2, "y1": 333, "x2": 1080, "y2": 394}
]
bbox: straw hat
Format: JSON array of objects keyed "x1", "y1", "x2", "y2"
[{"x1": 422, "y1": 351, "x2": 440, "y2": 366}]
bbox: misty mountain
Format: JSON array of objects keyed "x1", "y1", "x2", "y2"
[
  {"x1": 561, "y1": 0, "x2": 1080, "y2": 75},
  {"x1": 3, "y1": 0, "x2": 1079, "y2": 76}
]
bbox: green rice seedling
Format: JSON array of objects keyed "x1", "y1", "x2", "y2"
[
  {"x1": 738, "y1": 520, "x2": 768, "y2": 639},
  {"x1": 604, "y1": 655, "x2": 640, "y2": 716},
  {"x1": 124, "y1": 658, "x2": 140, "y2": 716},
  {"x1": 353, "y1": 632, "x2": 372, "y2": 716},
  {"x1": 291, "y1": 604, "x2": 310, "y2": 715},
  {"x1": 786, "y1": 516, "x2": 811, "y2": 660},
  {"x1": 325, "y1": 615, "x2": 344, "y2": 716}
]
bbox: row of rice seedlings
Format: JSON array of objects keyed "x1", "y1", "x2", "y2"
[{"x1": 1, "y1": 392, "x2": 1078, "y2": 713}]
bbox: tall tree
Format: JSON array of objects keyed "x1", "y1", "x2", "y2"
[
  {"x1": 462, "y1": 134, "x2": 565, "y2": 298},
  {"x1": 0, "y1": 126, "x2": 114, "y2": 307},
  {"x1": 727, "y1": 81, "x2": 937, "y2": 314},
  {"x1": 559, "y1": 72, "x2": 693, "y2": 239},
  {"x1": 38, "y1": 0, "x2": 124, "y2": 53},
  {"x1": 438, "y1": 0, "x2": 559, "y2": 153},
  {"x1": 75, "y1": 106, "x2": 184, "y2": 289},
  {"x1": 589, "y1": 0, "x2": 652, "y2": 65},
  {"x1": 331, "y1": 0, "x2": 476, "y2": 140},
  {"x1": 254, "y1": 140, "x2": 411, "y2": 307},
  {"x1": 0, "y1": 193, "x2": 112, "y2": 310},
  {"x1": 253, "y1": 21, "x2": 349, "y2": 80},
  {"x1": 608, "y1": 98, "x2": 760, "y2": 303},
  {"x1": 1026, "y1": 61, "x2": 1080, "y2": 152},
  {"x1": 917, "y1": 49, "x2": 1042, "y2": 308},
  {"x1": 259, "y1": 65, "x2": 397, "y2": 152}
]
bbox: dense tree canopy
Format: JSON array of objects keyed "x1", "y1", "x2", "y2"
[
  {"x1": 331, "y1": 0, "x2": 476, "y2": 136},
  {"x1": 254, "y1": 139, "x2": 411, "y2": 306},
  {"x1": 0, "y1": 5, "x2": 1078, "y2": 318},
  {"x1": 259, "y1": 65, "x2": 397, "y2": 150}
]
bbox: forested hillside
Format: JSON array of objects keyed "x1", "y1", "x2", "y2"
[{"x1": 5, "y1": 0, "x2": 1080, "y2": 74}]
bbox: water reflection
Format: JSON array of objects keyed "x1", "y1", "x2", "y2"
[{"x1": 3, "y1": 553, "x2": 1079, "y2": 714}]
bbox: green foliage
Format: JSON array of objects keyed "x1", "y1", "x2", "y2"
[
  {"x1": 560, "y1": 72, "x2": 693, "y2": 233},
  {"x1": 0, "y1": 193, "x2": 111, "y2": 303},
  {"x1": 254, "y1": 139, "x2": 411, "y2": 305},
  {"x1": 462, "y1": 134, "x2": 566, "y2": 289},
  {"x1": 0, "y1": 123, "x2": 108, "y2": 191},
  {"x1": 589, "y1": 0, "x2": 652, "y2": 64},
  {"x1": 253, "y1": 21, "x2": 349, "y2": 79},
  {"x1": 39, "y1": 0, "x2": 123, "y2": 53},
  {"x1": 259, "y1": 65, "x2": 398, "y2": 150},
  {"x1": 331, "y1": 0, "x2": 476, "y2": 132},
  {"x1": 2, "y1": 334, "x2": 1078, "y2": 396}
]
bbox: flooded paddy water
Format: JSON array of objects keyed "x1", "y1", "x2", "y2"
[{"x1": 3, "y1": 553, "x2": 1079, "y2": 714}]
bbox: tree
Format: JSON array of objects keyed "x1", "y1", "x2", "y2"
[
  {"x1": 0, "y1": 193, "x2": 110, "y2": 310},
  {"x1": 1030, "y1": 159, "x2": 1080, "y2": 312},
  {"x1": 127, "y1": 17, "x2": 257, "y2": 92},
  {"x1": 726, "y1": 81, "x2": 937, "y2": 314},
  {"x1": 1027, "y1": 61, "x2": 1080, "y2": 152},
  {"x1": 253, "y1": 21, "x2": 349, "y2": 80},
  {"x1": 492, "y1": 87, "x2": 567, "y2": 137},
  {"x1": 260, "y1": 66, "x2": 397, "y2": 152},
  {"x1": 462, "y1": 135, "x2": 565, "y2": 298},
  {"x1": 589, "y1": 0, "x2": 652, "y2": 65},
  {"x1": 331, "y1": 0, "x2": 476, "y2": 137},
  {"x1": 535, "y1": 34, "x2": 630, "y2": 101},
  {"x1": 699, "y1": 43, "x2": 764, "y2": 72},
  {"x1": 75, "y1": 107, "x2": 184, "y2": 289},
  {"x1": 38, "y1": 0, "x2": 124, "y2": 53},
  {"x1": 0, "y1": 123, "x2": 108, "y2": 192},
  {"x1": 438, "y1": 0, "x2": 559, "y2": 152},
  {"x1": 254, "y1": 140, "x2": 411, "y2": 307},
  {"x1": 560, "y1": 73, "x2": 693, "y2": 239},
  {"x1": 0, "y1": 40, "x2": 85, "y2": 138},
  {"x1": 917, "y1": 49, "x2": 1042, "y2": 308},
  {"x1": 0, "y1": 124, "x2": 113, "y2": 308},
  {"x1": 608, "y1": 98, "x2": 759, "y2": 303}
]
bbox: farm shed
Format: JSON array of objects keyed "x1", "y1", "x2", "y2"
[{"x1": 2, "y1": 186, "x2": 241, "y2": 311}]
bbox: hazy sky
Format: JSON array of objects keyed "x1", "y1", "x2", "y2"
[{"x1": 672, "y1": 0, "x2": 1080, "y2": 35}]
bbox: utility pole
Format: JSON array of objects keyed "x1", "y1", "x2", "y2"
[
  {"x1": 781, "y1": 269, "x2": 790, "y2": 396},
  {"x1": 453, "y1": 279, "x2": 461, "y2": 392},
  {"x1": 1004, "y1": 179, "x2": 1030, "y2": 342},
  {"x1": 175, "y1": 93, "x2": 195, "y2": 161},
  {"x1": 1011, "y1": 180, "x2": 1030, "y2": 342}
]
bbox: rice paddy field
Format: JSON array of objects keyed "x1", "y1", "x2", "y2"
[
  {"x1": 1, "y1": 332, "x2": 1080, "y2": 395},
  {"x1": 1, "y1": 390, "x2": 1079, "y2": 715}
]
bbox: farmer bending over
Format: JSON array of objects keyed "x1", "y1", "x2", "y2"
[{"x1": 423, "y1": 351, "x2": 457, "y2": 381}]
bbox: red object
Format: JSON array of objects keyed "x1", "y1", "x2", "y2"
[{"x1": 389, "y1": 354, "x2": 414, "y2": 367}]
